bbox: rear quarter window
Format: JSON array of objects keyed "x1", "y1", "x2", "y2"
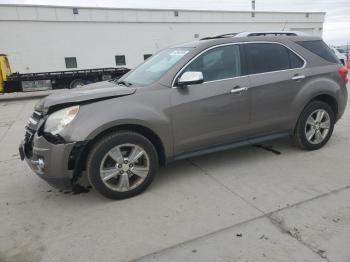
[
  {"x1": 289, "y1": 50, "x2": 304, "y2": 68},
  {"x1": 296, "y1": 40, "x2": 340, "y2": 64}
]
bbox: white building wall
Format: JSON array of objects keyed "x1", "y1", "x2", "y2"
[{"x1": 0, "y1": 5, "x2": 325, "y2": 73}]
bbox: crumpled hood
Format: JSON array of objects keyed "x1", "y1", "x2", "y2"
[{"x1": 35, "y1": 81, "x2": 136, "y2": 112}]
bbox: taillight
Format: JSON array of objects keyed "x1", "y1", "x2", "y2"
[{"x1": 339, "y1": 66, "x2": 348, "y2": 85}]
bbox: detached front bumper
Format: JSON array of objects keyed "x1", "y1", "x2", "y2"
[{"x1": 20, "y1": 134, "x2": 76, "y2": 190}]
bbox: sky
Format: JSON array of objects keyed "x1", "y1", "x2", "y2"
[{"x1": 0, "y1": 0, "x2": 349, "y2": 46}]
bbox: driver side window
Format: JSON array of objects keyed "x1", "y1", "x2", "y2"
[{"x1": 184, "y1": 44, "x2": 242, "y2": 82}]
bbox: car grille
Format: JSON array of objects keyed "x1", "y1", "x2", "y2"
[
  {"x1": 28, "y1": 111, "x2": 43, "y2": 128},
  {"x1": 24, "y1": 128, "x2": 33, "y2": 141},
  {"x1": 24, "y1": 110, "x2": 44, "y2": 157}
]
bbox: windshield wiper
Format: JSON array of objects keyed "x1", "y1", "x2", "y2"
[{"x1": 116, "y1": 80, "x2": 132, "y2": 87}]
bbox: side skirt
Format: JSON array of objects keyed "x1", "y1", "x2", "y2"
[{"x1": 170, "y1": 132, "x2": 290, "y2": 162}]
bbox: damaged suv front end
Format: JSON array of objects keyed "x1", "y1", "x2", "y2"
[{"x1": 19, "y1": 82, "x2": 136, "y2": 190}]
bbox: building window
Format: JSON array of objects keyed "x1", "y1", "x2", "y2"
[
  {"x1": 115, "y1": 55, "x2": 126, "y2": 66},
  {"x1": 144, "y1": 54, "x2": 152, "y2": 60},
  {"x1": 65, "y1": 57, "x2": 77, "y2": 69},
  {"x1": 194, "y1": 33, "x2": 199, "y2": 39},
  {"x1": 73, "y1": 8, "x2": 78, "y2": 15},
  {"x1": 174, "y1": 10, "x2": 179, "y2": 17}
]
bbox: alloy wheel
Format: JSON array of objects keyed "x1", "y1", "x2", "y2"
[
  {"x1": 99, "y1": 143, "x2": 150, "y2": 192},
  {"x1": 304, "y1": 109, "x2": 331, "y2": 144}
]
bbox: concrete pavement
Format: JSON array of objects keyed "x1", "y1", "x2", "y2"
[{"x1": 0, "y1": 90, "x2": 349, "y2": 262}]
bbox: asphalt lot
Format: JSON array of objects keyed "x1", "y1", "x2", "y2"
[{"x1": 0, "y1": 88, "x2": 349, "y2": 262}]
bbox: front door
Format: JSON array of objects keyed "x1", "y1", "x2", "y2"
[{"x1": 170, "y1": 44, "x2": 251, "y2": 155}]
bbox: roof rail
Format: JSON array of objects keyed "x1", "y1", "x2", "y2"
[
  {"x1": 200, "y1": 31, "x2": 306, "y2": 40},
  {"x1": 200, "y1": 33, "x2": 238, "y2": 40}
]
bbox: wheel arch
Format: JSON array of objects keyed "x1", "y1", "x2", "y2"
[
  {"x1": 290, "y1": 74, "x2": 343, "y2": 128},
  {"x1": 82, "y1": 124, "x2": 167, "y2": 169},
  {"x1": 308, "y1": 94, "x2": 338, "y2": 117},
  {"x1": 292, "y1": 92, "x2": 339, "y2": 132}
]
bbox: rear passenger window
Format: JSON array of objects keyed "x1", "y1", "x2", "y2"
[
  {"x1": 184, "y1": 45, "x2": 242, "y2": 82},
  {"x1": 296, "y1": 40, "x2": 340, "y2": 64},
  {"x1": 244, "y1": 43, "x2": 292, "y2": 74}
]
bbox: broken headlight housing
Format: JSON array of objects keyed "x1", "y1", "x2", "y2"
[{"x1": 44, "y1": 105, "x2": 79, "y2": 135}]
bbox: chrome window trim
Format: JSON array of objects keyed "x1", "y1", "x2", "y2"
[{"x1": 171, "y1": 41, "x2": 307, "y2": 88}]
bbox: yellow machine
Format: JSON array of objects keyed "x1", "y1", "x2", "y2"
[{"x1": 0, "y1": 54, "x2": 11, "y2": 93}]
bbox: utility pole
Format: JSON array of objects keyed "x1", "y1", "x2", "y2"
[
  {"x1": 347, "y1": 41, "x2": 349, "y2": 66},
  {"x1": 251, "y1": 0, "x2": 255, "y2": 17}
]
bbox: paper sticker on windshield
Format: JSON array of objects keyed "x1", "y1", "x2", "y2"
[{"x1": 170, "y1": 50, "x2": 189, "y2": 56}]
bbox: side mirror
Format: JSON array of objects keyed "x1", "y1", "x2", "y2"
[{"x1": 177, "y1": 71, "x2": 204, "y2": 87}]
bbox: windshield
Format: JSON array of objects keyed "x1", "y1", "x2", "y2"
[{"x1": 118, "y1": 48, "x2": 191, "y2": 86}]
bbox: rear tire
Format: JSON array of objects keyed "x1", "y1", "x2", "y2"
[
  {"x1": 87, "y1": 131, "x2": 158, "y2": 200},
  {"x1": 293, "y1": 101, "x2": 335, "y2": 150},
  {"x1": 69, "y1": 79, "x2": 84, "y2": 89}
]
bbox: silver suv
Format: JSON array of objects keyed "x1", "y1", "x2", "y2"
[{"x1": 20, "y1": 35, "x2": 348, "y2": 199}]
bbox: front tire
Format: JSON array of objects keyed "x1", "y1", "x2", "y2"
[
  {"x1": 293, "y1": 101, "x2": 335, "y2": 150},
  {"x1": 87, "y1": 131, "x2": 158, "y2": 200}
]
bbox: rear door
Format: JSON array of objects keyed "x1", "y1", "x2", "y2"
[
  {"x1": 243, "y1": 42, "x2": 306, "y2": 135},
  {"x1": 171, "y1": 44, "x2": 251, "y2": 155}
]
